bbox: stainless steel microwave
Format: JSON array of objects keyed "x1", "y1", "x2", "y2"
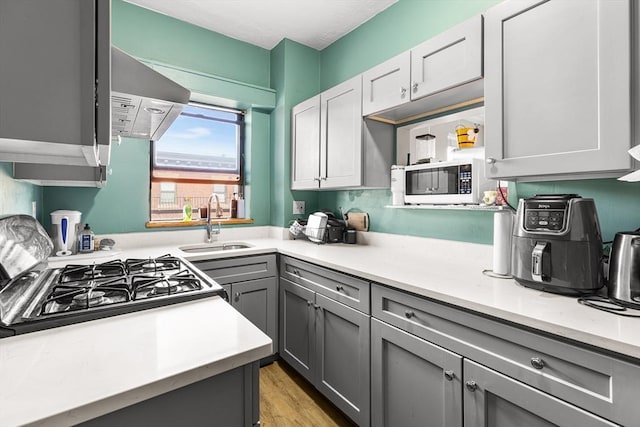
[{"x1": 404, "y1": 158, "x2": 493, "y2": 205}]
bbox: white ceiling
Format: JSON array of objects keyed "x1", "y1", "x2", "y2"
[{"x1": 124, "y1": 0, "x2": 398, "y2": 50}]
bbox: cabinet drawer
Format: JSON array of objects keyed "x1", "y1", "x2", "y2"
[
  {"x1": 372, "y1": 284, "x2": 640, "y2": 426},
  {"x1": 280, "y1": 256, "x2": 370, "y2": 314},
  {"x1": 192, "y1": 254, "x2": 276, "y2": 285}
]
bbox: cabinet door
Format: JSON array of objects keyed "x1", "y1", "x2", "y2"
[
  {"x1": 279, "y1": 278, "x2": 315, "y2": 383},
  {"x1": 193, "y1": 254, "x2": 277, "y2": 285},
  {"x1": 291, "y1": 95, "x2": 321, "y2": 190},
  {"x1": 314, "y1": 293, "x2": 370, "y2": 427},
  {"x1": 0, "y1": 0, "x2": 101, "y2": 166},
  {"x1": 410, "y1": 15, "x2": 482, "y2": 101},
  {"x1": 463, "y1": 359, "x2": 617, "y2": 427},
  {"x1": 362, "y1": 52, "x2": 411, "y2": 116},
  {"x1": 484, "y1": 0, "x2": 632, "y2": 180},
  {"x1": 320, "y1": 75, "x2": 363, "y2": 189},
  {"x1": 371, "y1": 319, "x2": 462, "y2": 427},
  {"x1": 230, "y1": 277, "x2": 277, "y2": 356}
]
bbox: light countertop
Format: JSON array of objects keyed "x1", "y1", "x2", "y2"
[
  {"x1": 6, "y1": 225, "x2": 640, "y2": 426},
  {"x1": 53, "y1": 225, "x2": 640, "y2": 361},
  {"x1": 1, "y1": 273, "x2": 271, "y2": 426}
]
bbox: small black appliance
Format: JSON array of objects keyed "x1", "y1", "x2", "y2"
[{"x1": 511, "y1": 194, "x2": 603, "y2": 295}]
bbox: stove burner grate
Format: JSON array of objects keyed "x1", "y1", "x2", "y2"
[
  {"x1": 132, "y1": 270, "x2": 202, "y2": 299},
  {"x1": 59, "y1": 260, "x2": 127, "y2": 284},
  {"x1": 41, "y1": 276, "x2": 132, "y2": 315},
  {"x1": 126, "y1": 255, "x2": 183, "y2": 275}
]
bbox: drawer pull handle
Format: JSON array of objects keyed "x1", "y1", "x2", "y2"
[
  {"x1": 293, "y1": 269, "x2": 300, "y2": 276},
  {"x1": 307, "y1": 300, "x2": 312, "y2": 306},
  {"x1": 404, "y1": 310, "x2": 415, "y2": 319},
  {"x1": 234, "y1": 292, "x2": 240, "y2": 300},
  {"x1": 444, "y1": 370, "x2": 454, "y2": 381},
  {"x1": 530, "y1": 357, "x2": 545, "y2": 370},
  {"x1": 465, "y1": 381, "x2": 478, "y2": 392},
  {"x1": 336, "y1": 285, "x2": 344, "y2": 292},
  {"x1": 314, "y1": 304, "x2": 321, "y2": 310}
]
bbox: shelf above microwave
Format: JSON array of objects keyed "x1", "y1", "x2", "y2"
[{"x1": 385, "y1": 204, "x2": 507, "y2": 212}]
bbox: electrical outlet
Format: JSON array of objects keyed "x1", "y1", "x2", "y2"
[{"x1": 293, "y1": 200, "x2": 305, "y2": 215}]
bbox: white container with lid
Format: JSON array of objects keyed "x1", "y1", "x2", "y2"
[{"x1": 50, "y1": 210, "x2": 82, "y2": 256}]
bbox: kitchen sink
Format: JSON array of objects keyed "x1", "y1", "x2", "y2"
[{"x1": 179, "y1": 242, "x2": 254, "y2": 253}]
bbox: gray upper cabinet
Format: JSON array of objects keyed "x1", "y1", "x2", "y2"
[
  {"x1": 362, "y1": 52, "x2": 411, "y2": 116},
  {"x1": 484, "y1": 0, "x2": 632, "y2": 181},
  {"x1": 371, "y1": 318, "x2": 462, "y2": 427},
  {"x1": 291, "y1": 76, "x2": 393, "y2": 190},
  {"x1": 463, "y1": 359, "x2": 617, "y2": 427},
  {"x1": 321, "y1": 76, "x2": 365, "y2": 189},
  {"x1": 363, "y1": 15, "x2": 483, "y2": 124},
  {"x1": 410, "y1": 14, "x2": 483, "y2": 101},
  {"x1": 291, "y1": 95, "x2": 321, "y2": 190},
  {"x1": 0, "y1": 0, "x2": 111, "y2": 171}
]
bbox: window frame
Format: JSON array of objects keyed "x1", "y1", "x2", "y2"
[{"x1": 150, "y1": 102, "x2": 245, "y2": 185}]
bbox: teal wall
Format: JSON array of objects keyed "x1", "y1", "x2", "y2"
[
  {"x1": 0, "y1": 162, "x2": 42, "y2": 221},
  {"x1": 320, "y1": 0, "x2": 500, "y2": 90},
  {"x1": 41, "y1": 0, "x2": 274, "y2": 234},
  {"x1": 111, "y1": 0, "x2": 270, "y2": 87},
  {"x1": 270, "y1": 39, "x2": 321, "y2": 228},
  {"x1": 4, "y1": 0, "x2": 640, "y2": 244},
  {"x1": 513, "y1": 180, "x2": 640, "y2": 244},
  {"x1": 313, "y1": 0, "x2": 640, "y2": 244},
  {"x1": 43, "y1": 138, "x2": 149, "y2": 233}
]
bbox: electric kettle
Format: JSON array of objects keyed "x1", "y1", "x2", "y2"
[
  {"x1": 50, "y1": 210, "x2": 82, "y2": 256},
  {"x1": 608, "y1": 231, "x2": 640, "y2": 308}
]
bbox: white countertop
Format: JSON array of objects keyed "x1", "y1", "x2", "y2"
[
  {"x1": 47, "y1": 226, "x2": 640, "y2": 360},
  {"x1": 5, "y1": 225, "x2": 640, "y2": 426},
  {"x1": 2, "y1": 257, "x2": 272, "y2": 426}
]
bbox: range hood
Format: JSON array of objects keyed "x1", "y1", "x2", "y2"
[{"x1": 111, "y1": 47, "x2": 191, "y2": 142}]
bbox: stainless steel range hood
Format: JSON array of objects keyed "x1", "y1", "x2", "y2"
[{"x1": 111, "y1": 47, "x2": 191, "y2": 141}]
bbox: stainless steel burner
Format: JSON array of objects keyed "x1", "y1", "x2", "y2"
[{"x1": 0, "y1": 255, "x2": 226, "y2": 336}]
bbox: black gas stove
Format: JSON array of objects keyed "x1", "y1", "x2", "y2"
[{"x1": 0, "y1": 254, "x2": 227, "y2": 337}]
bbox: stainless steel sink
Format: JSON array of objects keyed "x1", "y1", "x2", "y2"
[{"x1": 179, "y1": 242, "x2": 253, "y2": 253}]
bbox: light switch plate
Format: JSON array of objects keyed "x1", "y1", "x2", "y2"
[{"x1": 293, "y1": 200, "x2": 305, "y2": 215}]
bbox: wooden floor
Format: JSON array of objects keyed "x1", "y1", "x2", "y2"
[{"x1": 260, "y1": 360, "x2": 357, "y2": 427}]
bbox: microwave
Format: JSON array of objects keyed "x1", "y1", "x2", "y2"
[{"x1": 404, "y1": 158, "x2": 493, "y2": 205}]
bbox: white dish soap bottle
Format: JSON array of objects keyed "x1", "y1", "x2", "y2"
[{"x1": 78, "y1": 224, "x2": 95, "y2": 253}]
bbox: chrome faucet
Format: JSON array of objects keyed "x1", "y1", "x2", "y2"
[{"x1": 206, "y1": 194, "x2": 223, "y2": 243}]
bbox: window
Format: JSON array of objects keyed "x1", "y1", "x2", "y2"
[{"x1": 149, "y1": 103, "x2": 243, "y2": 222}]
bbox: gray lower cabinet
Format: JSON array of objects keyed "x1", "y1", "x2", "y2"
[
  {"x1": 280, "y1": 277, "x2": 370, "y2": 426},
  {"x1": 228, "y1": 277, "x2": 277, "y2": 355},
  {"x1": 192, "y1": 255, "x2": 277, "y2": 356},
  {"x1": 371, "y1": 283, "x2": 640, "y2": 426},
  {"x1": 371, "y1": 318, "x2": 462, "y2": 427},
  {"x1": 463, "y1": 359, "x2": 616, "y2": 427},
  {"x1": 79, "y1": 362, "x2": 260, "y2": 427}
]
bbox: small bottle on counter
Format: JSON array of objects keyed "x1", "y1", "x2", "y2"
[
  {"x1": 182, "y1": 197, "x2": 192, "y2": 222},
  {"x1": 230, "y1": 193, "x2": 238, "y2": 218},
  {"x1": 78, "y1": 224, "x2": 95, "y2": 253},
  {"x1": 236, "y1": 194, "x2": 245, "y2": 219}
]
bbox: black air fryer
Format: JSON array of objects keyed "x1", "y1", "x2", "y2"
[{"x1": 511, "y1": 194, "x2": 603, "y2": 295}]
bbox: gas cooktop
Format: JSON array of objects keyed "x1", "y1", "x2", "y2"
[{"x1": 0, "y1": 255, "x2": 226, "y2": 337}]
